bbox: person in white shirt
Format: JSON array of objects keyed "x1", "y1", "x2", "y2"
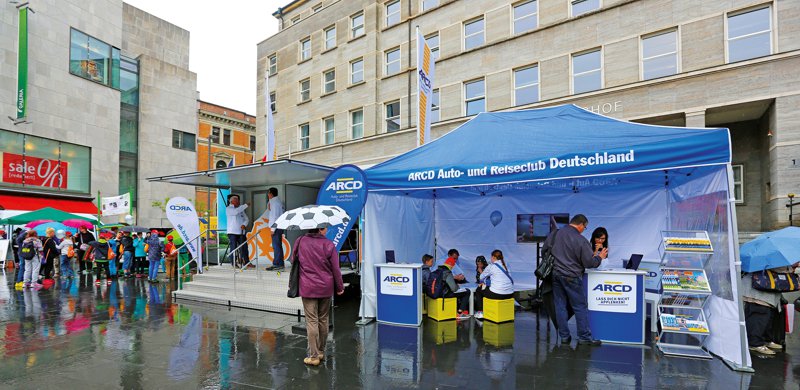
[
  {"x1": 266, "y1": 187, "x2": 286, "y2": 270},
  {"x1": 226, "y1": 194, "x2": 250, "y2": 267},
  {"x1": 474, "y1": 249, "x2": 515, "y2": 319}
]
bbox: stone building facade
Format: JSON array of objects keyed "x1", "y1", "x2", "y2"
[
  {"x1": 257, "y1": 0, "x2": 800, "y2": 232},
  {"x1": 0, "y1": 1, "x2": 197, "y2": 227}
]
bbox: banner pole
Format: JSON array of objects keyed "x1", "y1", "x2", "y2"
[{"x1": 97, "y1": 190, "x2": 101, "y2": 226}]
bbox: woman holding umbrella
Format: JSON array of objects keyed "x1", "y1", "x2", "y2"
[{"x1": 272, "y1": 205, "x2": 347, "y2": 367}]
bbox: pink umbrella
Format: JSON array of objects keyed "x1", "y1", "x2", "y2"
[
  {"x1": 24, "y1": 219, "x2": 53, "y2": 228},
  {"x1": 63, "y1": 219, "x2": 95, "y2": 230}
]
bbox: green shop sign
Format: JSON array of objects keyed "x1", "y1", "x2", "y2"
[{"x1": 16, "y1": 7, "x2": 28, "y2": 120}]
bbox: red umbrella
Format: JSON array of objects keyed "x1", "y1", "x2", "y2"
[
  {"x1": 24, "y1": 219, "x2": 53, "y2": 228},
  {"x1": 63, "y1": 219, "x2": 95, "y2": 230}
]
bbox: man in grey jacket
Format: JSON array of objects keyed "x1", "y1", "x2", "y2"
[{"x1": 543, "y1": 214, "x2": 607, "y2": 345}]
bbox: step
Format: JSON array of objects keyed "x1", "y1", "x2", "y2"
[{"x1": 174, "y1": 289, "x2": 304, "y2": 316}]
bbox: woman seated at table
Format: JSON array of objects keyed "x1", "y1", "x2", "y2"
[{"x1": 474, "y1": 249, "x2": 514, "y2": 320}]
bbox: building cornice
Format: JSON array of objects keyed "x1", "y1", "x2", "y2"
[{"x1": 198, "y1": 111, "x2": 256, "y2": 131}]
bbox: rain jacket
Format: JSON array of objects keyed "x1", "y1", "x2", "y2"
[
  {"x1": 133, "y1": 237, "x2": 146, "y2": 257},
  {"x1": 42, "y1": 236, "x2": 59, "y2": 264},
  {"x1": 75, "y1": 231, "x2": 95, "y2": 251},
  {"x1": 88, "y1": 239, "x2": 112, "y2": 262},
  {"x1": 295, "y1": 233, "x2": 343, "y2": 298},
  {"x1": 57, "y1": 238, "x2": 74, "y2": 255},
  {"x1": 120, "y1": 235, "x2": 135, "y2": 253},
  {"x1": 146, "y1": 235, "x2": 164, "y2": 262}
]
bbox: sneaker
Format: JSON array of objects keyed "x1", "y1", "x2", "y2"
[
  {"x1": 303, "y1": 357, "x2": 321, "y2": 366},
  {"x1": 474, "y1": 311, "x2": 484, "y2": 320},
  {"x1": 457, "y1": 311, "x2": 472, "y2": 319},
  {"x1": 766, "y1": 342, "x2": 783, "y2": 351},
  {"x1": 24, "y1": 283, "x2": 31, "y2": 289},
  {"x1": 32, "y1": 283, "x2": 43, "y2": 289},
  {"x1": 106, "y1": 280, "x2": 113, "y2": 285},
  {"x1": 578, "y1": 339, "x2": 602, "y2": 346},
  {"x1": 750, "y1": 345, "x2": 776, "y2": 356},
  {"x1": 560, "y1": 337, "x2": 572, "y2": 345}
]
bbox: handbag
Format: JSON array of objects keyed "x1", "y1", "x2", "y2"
[
  {"x1": 752, "y1": 270, "x2": 800, "y2": 292},
  {"x1": 287, "y1": 237, "x2": 303, "y2": 298},
  {"x1": 535, "y1": 230, "x2": 560, "y2": 280}
]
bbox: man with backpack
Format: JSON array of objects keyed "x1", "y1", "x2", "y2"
[{"x1": 424, "y1": 253, "x2": 471, "y2": 319}]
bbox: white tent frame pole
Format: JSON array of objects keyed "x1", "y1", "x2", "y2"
[{"x1": 724, "y1": 163, "x2": 755, "y2": 372}]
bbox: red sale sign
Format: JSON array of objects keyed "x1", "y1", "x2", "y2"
[{"x1": 3, "y1": 153, "x2": 68, "y2": 189}]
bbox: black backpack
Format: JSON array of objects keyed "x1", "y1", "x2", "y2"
[
  {"x1": 425, "y1": 268, "x2": 448, "y2": 299},
  {"x1": 20, "y1": 240, "x2": 36, "y2": 260}
]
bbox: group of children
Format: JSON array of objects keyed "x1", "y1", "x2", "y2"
[
  {"x1": 421, "y1": 248, "x2": 516, "y2": 320},
  {"x1": 14, "y1": 226, "x2": 178, "y2": 289}
]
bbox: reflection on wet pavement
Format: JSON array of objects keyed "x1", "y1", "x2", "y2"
[{"x1": 0, "y1": 270, "x2": 796, "y2": 389}]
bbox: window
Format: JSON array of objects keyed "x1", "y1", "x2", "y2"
[
  {"x1": 386, "y1": 0, "x2": 401, "y2": 27},
  {"x1": 351, "y1": 109, "x2": 364, "y2": 139},
  {"x1": 385, "y1": 47, "x2": 401, "y2": 75},
  {"x1": 270, "y1": 92, "x2": 277, "y2": 113},
  {"x1": 291, "y1": 16, "x2": 301, "y2": 25},
  {"x1": 727, "y1": 6, "x2": 772, "y2": 63},
  {"x1": 351, "y1": 58, "x2": 364, "y2": 84},
  {"x1": 514, "y1": 65, "x2": 539, "y2": 105},
  {"x1": 250, "y1": 135, "x2": 256, "y2": 151},
  {"x1": 513, "y1": 1, "x2": 538, "y2": 34},
  {"x1": 211, "y1": 127, "x2": 220, "y2": 143},
  {"x1": 323, "y1": 117, "x2": 335, "y2": 145},
  {"x1": 572, "y1": 49, "x2": 602, "y2": 94},
  {"x1": 216, "y1": 160, "x2": 227, "y2": 169},
  {"x1": 313, "y1": 3, "x2": 323, "y2": 13},
  {"x1": 426, "y1": 33, "x2": 440, "y2": 61},
  {"x1": 223, "y1": 129, "x2": 231, "y2": 146},
  {"x1": 300, "y1": 38, "x2": 311, "y2": 61},
  {"x1": 323, "y1": 69, "x2": 336, "y2": 94},
  {"x1": 172, "y1": 130, "x2": 196, "y2": 151},
  {"x1": 69, "y1": 28, "x2": 120, "y2": 88},
  {"x1": 324, "y1": 26, "x2": 337, "y2": 50},
  {"x1": 732, "y1": 164, "x2": 744, "y2": 203},
  {"x1": 642, "y1": 30, "x2": 678, "y2": 80},
  {"x1": 464, "y1": 79, "x2": 486, "y2": 116},
  {"x1": 351, "y1": 12, "x2": 365, "y2": 38},
  {"x1": 300, "y1": 79, "x2": 310, "y2": 102},
  {"x1": 422, "y1": 0, "x2": 439, "y2": 11},
  {"x1": 385, "y1": 101, "x2": 401, "y2": 132},
  {"x1": 431, "y1": 89, "x2": 440, "y2": 123},
  {"x1": 464, "y1": 18, "x2": 485, "y2": 50},
  {"x1": 571, "y1": 0, "x2": 600, "y2": 17},
  {"x1": 268, "y1": 54, "x2": 277, "y2": 75},
  {"x1": 299, "y1": 123, "x2": 310, "y2": 150}
]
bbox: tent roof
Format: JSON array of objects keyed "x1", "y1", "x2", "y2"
[
  {"x1": 366, "y1": 105, "x2": 731, "y2": 191},
  {"x1": 147, "y1": 159, "x2": 333, "y2": 189},
  {"x1": 0, "y1": 207, "x2": 97, "y2": 225}
]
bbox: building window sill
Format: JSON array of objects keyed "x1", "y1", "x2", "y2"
[
  {"x1": 381, "y1": 69, "x2": 410, "y2": 81},
  {"x1": 348, "y1": 81, "x2": 366, "y2": 89},
  {"x1": 348, "y1": 33, "x2": 366, "y2": 44},
  {"x1": 298, "y1": 58, "x2": 312, "y2": 65},
  {"x1": 297, "y1": 99, "x2": 312, "y2": 106},
  {"x1": 321, "y1": 46, "x2": 337, "y2": 55},
  {"x1": 320, "y1": 91, "x2": 337, "y2": 98}
]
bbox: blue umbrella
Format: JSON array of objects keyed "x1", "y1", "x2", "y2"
[
  {"x1": 33, "y1": 222, "x2": 77, "y2": 236},
  {"x1": 740, "y1": 227, "x2": 800, "y2": 272}
]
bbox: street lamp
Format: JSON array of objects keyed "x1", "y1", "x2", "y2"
[{"x1": 787, "y1": 193, "x2": 798, "y2": 226}]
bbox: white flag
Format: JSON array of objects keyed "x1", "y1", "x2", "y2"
[
  {"x1": 101, "y1": 193, "x2": 130, "y2": 216},
  {"x1": 264, "y1": 70, "x2": 276, "y2": 161},
  {"x1": 416, "y1": 27, "x2": 436, "y2": 147}
]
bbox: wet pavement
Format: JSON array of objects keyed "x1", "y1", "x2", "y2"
[{"x1": 0, "y1": 271, "x2": 798, "y2": 390}]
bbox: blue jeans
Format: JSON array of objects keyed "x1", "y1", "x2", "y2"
[
  {"x1": 227, "y1": 234, "x2": 249, "y2": 265},
  {"x1": 553, "y1": 274, "x2": 592, "y2": 340},
  {"x1": 272, "y1": 229, "x2": 284, "y2": 267},
  {"x1": 16, "y1": 255, "x2": 25, "y2": 283},
  {"x1": 122, "y1": 251, "x2": 134, "y2": 273},
  {"x1": 60, "y1": 254, "x2": 75, "y2": 278},
  {"x1": 149, "y1": 260, "x2": 159, "y2": 280}
]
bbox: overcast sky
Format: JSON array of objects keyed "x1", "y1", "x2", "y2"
[{"x1": 124, "y1": 0, "x2": 285, "y2": 115}]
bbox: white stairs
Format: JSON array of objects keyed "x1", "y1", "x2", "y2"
[{"x1": 174, "y1": 265, "x2": 305, "y2": 317}]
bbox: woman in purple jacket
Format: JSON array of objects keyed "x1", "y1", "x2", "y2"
[{"x1": 295, "y1": 227, "x2": 344, "y2": 366}]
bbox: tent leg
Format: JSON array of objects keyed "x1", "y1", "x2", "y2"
[{"x1": 727, "y1": 164, "x2": 752, "y2": 371}]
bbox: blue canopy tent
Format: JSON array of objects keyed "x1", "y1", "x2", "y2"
[{"x1": 362, "y1": 105, "x2": 750, "y2": 370}]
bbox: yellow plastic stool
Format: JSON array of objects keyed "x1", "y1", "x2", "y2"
[
  {"x1": 426, "y1": 297, "x2": 456, "y2": 321},
  {"x1": 483, "y1": 298, "x2": 515, "y2": 323},
  {"x1": 483, "y1": 321, "x2": 515, "y2": 347}
]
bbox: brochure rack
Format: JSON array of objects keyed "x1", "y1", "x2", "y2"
[{"x1": 657, "y1": 230, "x2": 713, "y2": 359}]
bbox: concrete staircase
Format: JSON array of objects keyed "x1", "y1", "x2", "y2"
[{"x1": 173, "y1": 265, "x2": 305, "y2": 317}]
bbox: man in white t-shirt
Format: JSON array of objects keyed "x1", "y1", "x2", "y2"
[
  {"x1": 266, "y1": 187, "x2": 286, "y2": 270},
  {"x1": 226, "y1": 194, "x2": 250, "y2": 267}
]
